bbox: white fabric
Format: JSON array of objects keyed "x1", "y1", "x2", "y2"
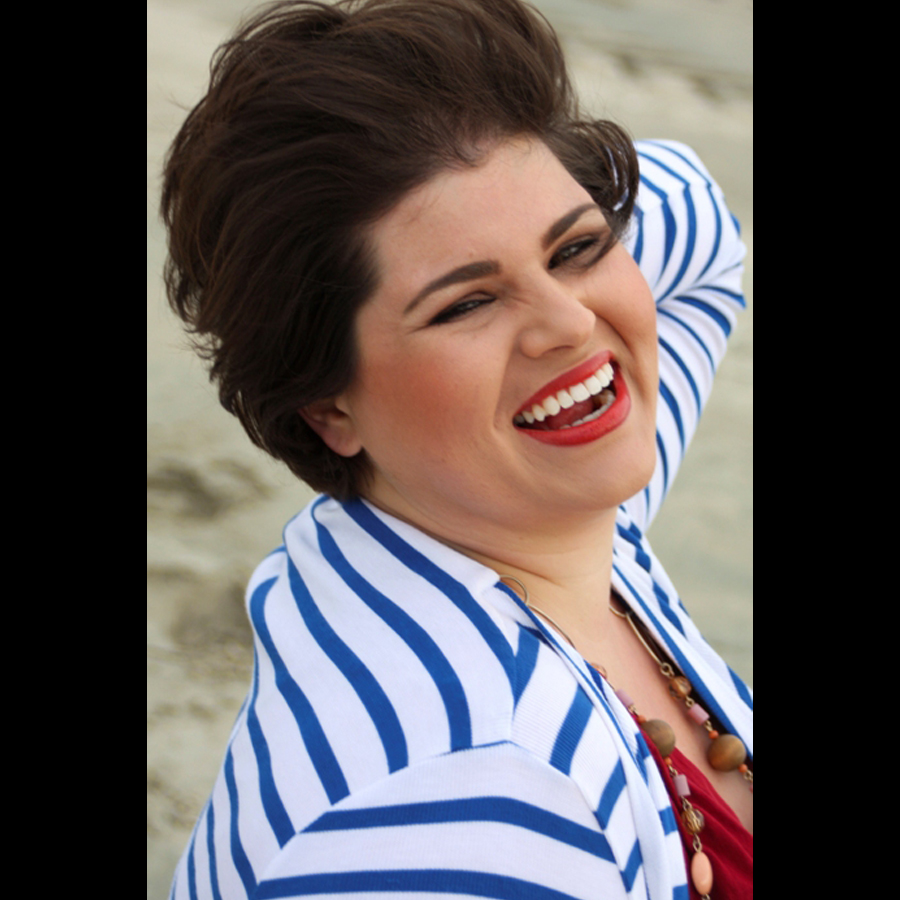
[{"x1": 170, "y1": 140, "x2": 750, "y2": 900}]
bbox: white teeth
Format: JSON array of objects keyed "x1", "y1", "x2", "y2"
[
  {"x1": 560, "y1": 389, "x2": 616, "y2": 428},
  {"x1": 543, "y1": 395, "x2": 561, "y2": 416},
  {"x1": 516, "y1": 362, "x2": 616, "y2": 427},
  {"x1": 569, "y1": 383, "x2": 590, "y2": 402}
]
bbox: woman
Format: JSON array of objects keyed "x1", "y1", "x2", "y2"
[{"x1": 162, "y1": 1, "x2": 751, "y2": 898}]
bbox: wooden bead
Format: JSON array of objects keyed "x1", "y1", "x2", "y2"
[
  {"x1": 691, "y1": 850, "x2": 714, "y2": 895},
  {"x1": 668, "y1": 675, "x2": 692, "y2": 700},
  {"x1": 642, "y1": 719, "x2": 676, "y2": 757},
  {"x1": 707, "y1": 733, "x2": 747, "y2": 771}
]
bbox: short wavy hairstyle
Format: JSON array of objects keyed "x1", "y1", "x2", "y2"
[{"x1": 161, "y1": 0, "x2": 640, "y2": 501}]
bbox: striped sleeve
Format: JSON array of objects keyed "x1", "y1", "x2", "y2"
[
  {"x1": 622, "y1": 140, "x2": 747, "y2": 532},
  {"x1": 253, "y1": 744, "x2": 631, "y2": 900}
]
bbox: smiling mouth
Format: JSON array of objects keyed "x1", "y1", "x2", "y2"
[{"x1": 513, "y1": 362, "x2": 617, "y2": 431}]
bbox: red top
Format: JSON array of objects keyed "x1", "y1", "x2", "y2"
[{"x1": 643, "y1": 735, "x2": 753, "y2": 899}]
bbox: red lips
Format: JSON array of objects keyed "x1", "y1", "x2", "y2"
[
  {"x1": 515, "y1": 352, "x2": 631, "y2": 446},
  {"x1": 514, "y1": 350, "x2": 613, "y2": 419}
]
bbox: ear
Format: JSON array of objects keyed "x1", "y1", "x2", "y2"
[{"x1": 298, "y1": 396, "x2": 363, "y2": 458}]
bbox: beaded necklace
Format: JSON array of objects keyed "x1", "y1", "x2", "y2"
[{"x1": 501, "y1": 577, "x2": 752, "y2": 899}]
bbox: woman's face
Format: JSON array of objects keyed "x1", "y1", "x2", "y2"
[{"x1": 308, "y1": 137, "x2": 658, "y2": 544}]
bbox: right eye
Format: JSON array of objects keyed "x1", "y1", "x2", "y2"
[{"x1": 430, "y1": 296, "x2": 495, "y2": 325}]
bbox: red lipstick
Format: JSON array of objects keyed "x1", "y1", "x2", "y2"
[
  {"x1": 514, "y1": 351, "x2": 631, "y2": 446},
  {"x1": 515, "y1": 351, "x2": 613, "y2": 418}
]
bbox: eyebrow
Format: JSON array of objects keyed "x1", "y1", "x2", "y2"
[
  {"x1": 404, "y1": 260, "x2": 500, "y2": 316},
  {"x1": 541, "y1": 202, "x2": 601, "y2": 249},
  {"x1": 403, "y1": 202, "x2": 602, "y2": 316}
]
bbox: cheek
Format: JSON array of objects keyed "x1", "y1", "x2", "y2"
[
  {"x1": 352, "y1": 349, "x2": 485, "y2": 449},
  {"x1": 605, "y1": 262, "x2": 657, "y2": 356}
]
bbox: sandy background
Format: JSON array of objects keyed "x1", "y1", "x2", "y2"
[{"x1": 147, "y1": 1, "x2": 752, "y2": 895}]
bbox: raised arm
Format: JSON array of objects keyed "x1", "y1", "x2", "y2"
[{"x1": 621, "y1": 140, "x2": 747, "y2": 532}]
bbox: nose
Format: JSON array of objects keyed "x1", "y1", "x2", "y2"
[{"x1": 517, "y1": 275, "x2": 596, "y2": 358}]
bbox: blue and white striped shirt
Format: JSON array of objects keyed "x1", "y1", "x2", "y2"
[{"x1": 170, "y1": 140, "x2": 751, "y2": 900}]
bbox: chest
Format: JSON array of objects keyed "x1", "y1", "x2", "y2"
[
  {"x1": 581, "y1": 615, "x2": 753, "y2": 834},
  {"x1": 624, "y1": 661, "x2": 753, "y2": 834}
]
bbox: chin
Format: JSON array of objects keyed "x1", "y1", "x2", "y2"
[{"x1": 582, "y1": 440, "x2": 658, "y2": 512}]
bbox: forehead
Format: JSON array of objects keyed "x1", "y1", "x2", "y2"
[{"x1": 368, "y1": 138, "x2": 595, "y2": 279}]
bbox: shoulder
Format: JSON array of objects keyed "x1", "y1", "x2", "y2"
[{"x1": 253, "y1": 742, "x2": 633, "y2": 898}]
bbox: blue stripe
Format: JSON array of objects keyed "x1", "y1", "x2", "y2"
[
  {"x1": 658, "y1": 379, "x2": 685, "y2": 451},
  {"x1": 654, "y1": 430, "x2": 670, "y2": 505},
  {"x1": 249, "y1": 577, "x2": 350, "y2": 804},
  {"x1": 342, "y1": 499, "x2": 517, "y2": 694},
  {"x1": 224, "y1": 751, "x2": 257, "y2": 896},
  {"x1": 616, "y1": 518, "x2": 644, "y2": 544},
  {"x1": 595, "y1": 759, "x2": 626, "y2": 828},
  {"x1": 621, "y1": 839, "x2": 643, "y2": 891},
  {"x1": 652, "y1": 579, "x2": 677, "y2": 616},
  {"x1": 184, "y1": 839, "x2": 195, "y2": 900},
  {"x1": 697, "y1": 183, "x2": 723, "y2": 282},
  {"x1": 179, "y1": 814, "x2": 199, "y2": 900},
  {"x1": 706, "y1": 280, "x2": 746, "y2": 308},
  {"x1": 305, "y1": 796, "x2": 615, "y2": 861},
  {"x1": 514, "y1": 625, "x2": 540, "y2": 704},
  {"x1": 256, "y1": 870, "x2": 584, "y2": 899},
  {"x1": 687, "y1": 184, "x2": 722, "y2": 285},
  {"x1": 658, "y1": 307, "x2": 716, "y2": 374},
  {"x1": 550, "y1": 687, "x2": 593, "y2": 774},
  {"x1": 640, "y1": 142, "x2": 705, "y2": 188},
  {"x1": 205, "y1": 801, "x2": 222, "y2": 900},
  {"x1": 615, "y1": 567, "x2": 685, "y2": 639},
  {"x1": 668, "y1": 187, "x2": 697, "y2": 294},
  {"x1": 637, "y1": 173, "x2": 675, "y2": 271},
  {"x1": 730, "y1": 666, "x2": 754, "y2": 713},
  {"x1": 659, "y1": 335, "x2": 702, "y2": 415},
  {"x1": 508, "y1": 590, "x2": 645, "y2": 768},
  {"x1": 287, "y1": 555, "x2": 408, "y2": 773},
  {"x1": 245, "y1": 653, "x2": 295, "y2": 847},
  {"x1": 660, "y1": 803, "x2": 679, "y2": 836},
  {"x1": 638, "y1": 483, "x2": 652, "y2": 521},
  {"x1": 313, "y1": 499, "x2": 472, "y2": 751},
  {"x1": 674, "y1": 295, "x2": 733, "y2": 337}
]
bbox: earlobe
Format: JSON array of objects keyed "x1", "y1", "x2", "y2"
[{"x1": 298, "y1": 397, "x2": 363, "y2": 458}]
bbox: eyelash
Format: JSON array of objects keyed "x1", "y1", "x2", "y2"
[
  {"x1": 429, "y1": 232, "x2": 613, "y2": 325},
  {"x1": 550, "y1": 236, "x2": 604, "y2": 269}
]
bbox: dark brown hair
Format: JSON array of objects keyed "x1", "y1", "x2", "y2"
[{"x1": 161, "y1": 0, "x2": 639, "y2": 500}]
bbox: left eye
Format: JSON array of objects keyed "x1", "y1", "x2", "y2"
[
  {"x1": 430, "y1": 296, "x2": 494, "y2": 325},
  {"x1": 550, "y1": 237, "x2": 601, "y2": 269}
]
